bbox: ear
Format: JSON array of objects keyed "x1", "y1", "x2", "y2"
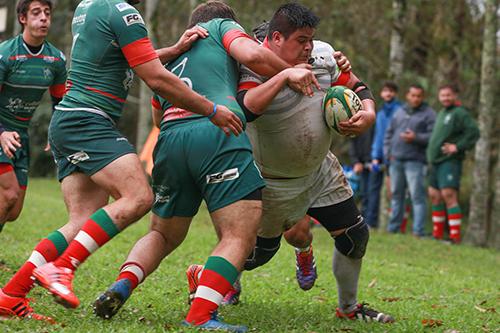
[
  {"x1": 19, "y1": 14, "x2": 27, "y2": 26},
  {"x1": 271, "y1": 31, "x2": 283, "y2": 46}
]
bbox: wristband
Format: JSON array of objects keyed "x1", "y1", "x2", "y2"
[{"x1": 207, "y1": 104, "x2": 217, "y2": 119}]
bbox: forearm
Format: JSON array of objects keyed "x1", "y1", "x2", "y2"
[
  {"x1": 156, "y1": 46, "x2": 181, "y2": 64},
  {"x1": 243, "y1": 70, "x2": 289, "y2": 114},
  {"x1": 151, "y1": 107, "x2": 163, "y2": 128},
  {"x1": 246, "y1": 48, "x2": 290, "y2": 77},
  {"x1": 360, "y1": 99, "x2": 376, "y2": 126}
]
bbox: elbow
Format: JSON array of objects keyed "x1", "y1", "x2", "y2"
[
  {"x1": 243, "y1": 48, "x2": 266, "y2": 68},
  {"x1": 143, "y1": 73, "x2": 165, "y2": 94}
]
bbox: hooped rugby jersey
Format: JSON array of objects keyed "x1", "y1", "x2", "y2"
[
  {"x1": 56, "y1": 0, "x2": 158, "y2": 122},
  {"x1": 151, "y1": 18, "x2": 251, "y2": 124},
  {"x1": 0, "y1": 35, "x2": 66, "y2": 130},
  {"x1": 237, "y1": 40, "x2": 346, "y2": 178}
]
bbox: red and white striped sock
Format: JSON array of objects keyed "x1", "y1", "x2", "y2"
[
  {"x1": 432, "y1": 204, "x2": 446, "y2": 239},
  {"x1": 447, "y1": 205, "x2": 462, "y2": 243},
  {"x1": 116, "y1": 262, "x2": 145, "y2": 290}
]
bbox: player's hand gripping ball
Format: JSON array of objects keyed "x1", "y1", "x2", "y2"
[{"x1": 322, "y1": 86, "x2": 362, "y2": 134}]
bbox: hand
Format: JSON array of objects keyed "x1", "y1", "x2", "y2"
[
  {"x1": 44, "y1": 142, "x2": 51, "y2": 152},
  {"x1": 353, "y1": 162, "x2": 364, "y2": 174},
  {"x1": 441, "y1": 142, "x2": 458, "y2": 155},
  {"x1": 285, "y1": 68, "x2": 321, "y2": 97},
  {"x1": 0, "y1": 131, "x2": 22, "y2": 159},
  {"x1": 338, "y1": 110, "x2": 375, "y2": 136},
  {"x1": 209, "y1": 105, "x2": 243, "y2": 137},
  {"x1": 400, "y1": 129, "x2": 415, "y2": 143},
  {"x1": 173, "y1": 26, "x2": 209, "y2": 55},
  {"x1": 333, "y1": 51, "x2": 352, "y2": 73},
  {"x1": 370, "y1": 159, "x2": 379, "y2": 171}
]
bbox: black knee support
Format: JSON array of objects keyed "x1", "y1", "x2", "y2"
[
  {"x1": 334, "y1": 217, "x2": 369, "y2": 259},
  {"x1": 244, "y1": 235, "x2": 282, "y2": 271}
]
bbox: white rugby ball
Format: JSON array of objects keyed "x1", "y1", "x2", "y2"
[{"x1": 322, "y1": 86, "x2": 362, "y2": 134}]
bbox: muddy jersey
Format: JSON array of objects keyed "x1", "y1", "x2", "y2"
[
  {"x1": 56, "y1": 0, "x2": 158, "y2": 122},
  {"x1": 238, "y1": 40, "x2": 348, "y2": 178},
  {"x1": 0, "y1": 35, "x2": 66, "y2": 130},
  {"x1": 151, "y1": 18, "x2": 250, "y2": 124}
]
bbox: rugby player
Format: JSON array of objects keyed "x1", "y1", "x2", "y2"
[
  {"x1": 93, "y1": 1, "x2": 316, "y2": 332},
  {"x1": 228, "y1": 3, "x2": 393, "y2": 323},
  {"x1": 0, "y1": 0, "x2": 66, "y2": 235},
  {"x1": 0, "y1": 0, "x2": 246, "y2": 322}
]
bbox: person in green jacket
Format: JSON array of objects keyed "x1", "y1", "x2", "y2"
[{"x1": 427, "y1": 85, "x2": 479, "y2": 243}]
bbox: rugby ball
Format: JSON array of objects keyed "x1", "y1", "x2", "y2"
[{"x1": 323, "y1": 86, "x2": 362, "y2": 134}]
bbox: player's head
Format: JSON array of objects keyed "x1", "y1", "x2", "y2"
[
  {"x1": 438, "y1": 84, "x2": 458, "y2": 108},
  {"x1": 252, "y1": 21, "x2": 269, "y2": 43},
  {"x1": 267, "y1": 3, "x2": 319, "y2": 65},
  {"x1": 17, "y1": 0, "x2": 52, "y2": 37},
  {"x1": 188, "y1": 1, "x2": 237, "y2": 28},
  {"x1": 406, "y1": 84, "x2": 425, "y2": 108},
  {"x1": 380, "y1": 81, "x2": 398, "y2": 102}
]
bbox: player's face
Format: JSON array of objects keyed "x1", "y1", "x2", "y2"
[
  {"x1": 380, "y1": 87, "x2": 396, "y2": 102},
  {"x1": 438, "y1": 88, "x2": 456, "y2": 108},
  {"x1": 20, "y1": 1, "x2": 51, "y2": 40},
  {"x1": 406, "y1": 87, "x2": 424, "y2": 108},
  {"x1": 272, "y1": 27, "x2": 314, "y2": 65}
]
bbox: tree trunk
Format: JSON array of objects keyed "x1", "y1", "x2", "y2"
[
  {"x1": 465, "y1": 0, "x2": 498, "y2": 246},
  {"x1": 389, "y1": 0, "x2": 406, "y2": 82},
  {"x1": 489, "y1": 147, "x2": 500, "y2": 249}
]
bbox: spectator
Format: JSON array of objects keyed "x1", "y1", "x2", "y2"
[
  {"x1": 384, "y1": 84, "x2": 436, "y2": 236},
  {"x1": 365, "y1": 81, "x2": 402, "y2": 229},
  {"x1": 427, "y1": 85, "x2": 479, "y2": 244},
  {"x1": 349, "y1": 126, "x2": 374, "y2": 219}
]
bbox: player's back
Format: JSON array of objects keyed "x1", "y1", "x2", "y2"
[{"x1": 156, "y1": 18, "x2": 244, "y2": 124}]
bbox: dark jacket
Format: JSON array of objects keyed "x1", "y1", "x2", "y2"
[
  {"x1": 349, "y1": 126, "x2": 374, "y2": 164},
  {"x1": 384, "y1": 102, "x2": 436, "y2": 163}
]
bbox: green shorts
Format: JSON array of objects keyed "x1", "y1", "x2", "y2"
[
  {"x1": 0, "y1": 128, "x2": 29, "y2": 188},
  {"x1": 428, "y1": 159, "x2": 462, "y2": 190},
  {"x1": 152, "y1": 118, "x2": 265, "y2": 218},
  {"x1": 48, "y1": 110, "x2": 135, "y2": 182}
]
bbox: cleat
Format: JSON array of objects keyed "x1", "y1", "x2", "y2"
[
  {"x1": 295, "y1": 246, "x2": 317, "y2": 291},
  {"x1": 0, "y1": 288, "x2": 55, "y2": 324},
  {"x1": 93, "y1": 279, "x2": 132, "y2": 319},
  {"x1": 186, "y1": 264, "x2": 204, "y2": 304},
  {"x1": 33, "y1": 262, "x2": 79, "y2": 309},
  {"x1": 336, "y1": 303, "x2": 395, "y2": 323},
  {"x1": 221, "y1": 278, "x2": 241, "y2": 306},
  {"x1": 182, "y1": 318, "x2": 248, "y2": 332}
]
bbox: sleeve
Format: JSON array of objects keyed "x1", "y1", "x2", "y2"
[
  {"x1": 151, "y1": 95, "x2": 162, "y2": 110},
  {"x1": 238, "y1": 64, "x2": 264, "y2": 91},
  {"x1": 218, "y1": 20, "x2": 252, "y2": 53},
  {"x1": 0, "y1": 52, "x2": 9, "y2": 89},
  {"x1": 455, "y1": 110, "x2": 480, "y2": 151},
  {"x1": 371, "y1": 113, "x2": 383, "y2": 160},
  {"x1": 49, "y1": 50, "x2": 67, "y2": 99},
  {"x1": 414, "y1": 110, "x2": 436, "y2": 146},
  {"x1": 349, "y1": 138, "x2": 361, "y2": 164},
  {"x1": 383, "y1": 116, "x2": 396, "y2": 162},
  {"x1": 109, "y1": 5, "x2": 158, "y2": 68}
]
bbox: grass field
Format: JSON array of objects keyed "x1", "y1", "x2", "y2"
[{"x1": 0, "y1": 179, "x2": 498, "y2": 333}]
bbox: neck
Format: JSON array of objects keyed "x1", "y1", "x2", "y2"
[{"x1": 22, "y1": 31, "x2": 44, "y2": 47}]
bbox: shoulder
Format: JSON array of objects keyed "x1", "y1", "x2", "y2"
[
  {"x1": 0, "y1": 36, "x2": 18, "y2": 58},
  {"x1": 44, "y1": 41, "x2": 67, "y2": 63}
]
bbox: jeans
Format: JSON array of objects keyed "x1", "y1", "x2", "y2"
[
  {"x1": 388, "y1": 159, "x2": 427, "y2": 236},
  {"x1": 365, "y1": 168, "x2": 385, "y2": 228}
]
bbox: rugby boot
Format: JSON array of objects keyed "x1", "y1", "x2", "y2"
[
  {"x1": 221, "y1": 277, "x2": 241, "y2": 306},
  {"x1": 32, "y1": 262, "x2": 79, "y2": 309},
  {"x1": 295, "y1": 246, "x2": 317, "y2": 290},
  {"x1": 182, "y1": 318, "x2": 248, "y2": 332},
  {"x1": 186, "y1": 264, "x2": 204, "y2": 304},
  {"x1": 0, "y1": 288, "x2": 55, "y2": 324},
  {"x1": 93, "y1": 279, "x2": 132, "y2": 319},
  {"x1": 336, "y1": 303, "x2": 395, "y2": 323}
]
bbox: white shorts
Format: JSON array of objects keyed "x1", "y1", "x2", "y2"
[{"x1": 259, "y1": 152, "x2": 353, "y2": 238}]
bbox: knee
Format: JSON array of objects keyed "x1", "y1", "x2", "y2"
[
  {"x1": 3, "y1": 189, "x2": 19, "y2": 209},
  {"x1": 334, "y1": 217, "x2": 369, "y2": 259},
  {"x1": 441, "y1": 190, "x2": 457, "y2": 205},
  {"x1": 244, "y1": 235, "x2": 282, "y2": 271},
  {"x1": 131, "y1": 187, "x2": 154, "y2": 217},
  {"x1": 5, "y1": 206, "x2": 22, "y2": 221}
]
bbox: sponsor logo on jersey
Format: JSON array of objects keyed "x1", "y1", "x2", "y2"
[
  {"x1": 67, "y1": 151, "x2": 90, "y2": 165},
  {"x1": 206, "y1": 168, "x2": 239, "y2": 184},
  {"x1": 116, "y1": 137, "x2": 128, "y2": 142},
  {"x1": 154, "y1": 185, "x2": 170, "y2": 204},
  {"x1": 123, "y1": 13, "x2": 144, "y2": 26},
  {"x1": 116, "y1": 3, "x2": 133, "y2": 12},
  {"x1": 6, "y1": 98, "x2": 38, "y2": 114},
  {"x1": 444, "y1": 114, "x2": 451, "y2": 125},
  {"x1": 123, "y1": 69, "x2": 134, "y2": 90},
  {"x1": 72, "y1": 14, "x2": 86, "y2": 25},
  {"x1": 43, "y1": 56, "x2": 55, "y2": 63},
  {"x1": 43, "y1": 68, "x2": 52, "y2": 79}
]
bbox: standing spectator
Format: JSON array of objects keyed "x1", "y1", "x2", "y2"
[
  {"x1": 427, "y1": 85, "x2": 479, "y2": 243},
  {"x1": 384, "y1": 84, "x2": 435, "y2": 237},
  {"x1": 349, "y1": 126, "x2": 374, "y2": 218},
  {"x1": 365, "y1": 81, "x2": 401, "y2": 229}
]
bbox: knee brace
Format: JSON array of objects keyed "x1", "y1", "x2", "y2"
[
  {"x1": 244, "y1": 235, "x2": 282, "y2": 271},
  {"x1": 334, "y1": 217, "x2": 369, "y2": 259}
]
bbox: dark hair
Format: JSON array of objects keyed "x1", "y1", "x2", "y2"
[
  {"x1": 267, "y1": 2, "x2": 320, "y2": 40},
  {"x1": 408, "y1": 84, "x2": 425, "y2": 93},
  {"x1": 17, "y1": 0, "x2": 53, "y2": 26},
  {"x1": 382, "y1": 81, "x2": 398, "y2": 93},
  {"x1": 252, "y1": 21, "x2": 269, "y2": 43},
  {"x1": 439, "y1": 84, "x2": 459, "y2": 93},
  {"x1": 188, "y1": 1, "x2": 237, "y2": 28}
]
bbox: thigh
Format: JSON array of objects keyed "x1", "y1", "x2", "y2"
[
  {"x1": 211, "y1": 199, "x2": 262, "y2": 244},
  {"x1": 312, "y1": 152, "x2": 353, "y2": 208},
  {"x1": 404, "y1": 161, "x2": 425, "y2": 196},
  {"x1": 389, "y1": 161, "x2": 406, "y2": 194},
  {"x1": 150, "y1": 214, "x2": 193, "y2": 249},
  {"x1": 0, "y1": 163, "x2": 20, "y2": 193},
  {"x1": 307, "y1": 196, "x2": 360, "y2": 232},
  {"x1": 436, "y1": 160, "x2": 462, "y2": 190}
]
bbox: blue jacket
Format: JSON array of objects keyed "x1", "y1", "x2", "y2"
[
  {"x1": 383, "y1": 102, "x2": 436, "y2": 163},
  {"x1": 371, "y1": 99, "x2": 402, "y2": 162}
]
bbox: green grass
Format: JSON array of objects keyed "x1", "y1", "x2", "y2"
[{"x1": 1, "y1": 179, "x2": 498, "y2": 333}]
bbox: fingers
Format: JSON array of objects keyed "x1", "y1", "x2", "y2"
[
  {"x1": 13, "y1": 132, "x2": 20, "y2": 141},
  {"x1": 294, "y1": 63, "x2": 312, "y2": 70},
  {"x1": 311, "y1": 74, "x2": 321, "y2": 91}
]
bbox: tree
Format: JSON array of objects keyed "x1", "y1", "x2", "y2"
[
  {"x1": 389, "y1": 0, "x2": 406, "y2": 81},
  {"x1": 465, "y1": 0, "x2": 498, "y2": 246}
]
